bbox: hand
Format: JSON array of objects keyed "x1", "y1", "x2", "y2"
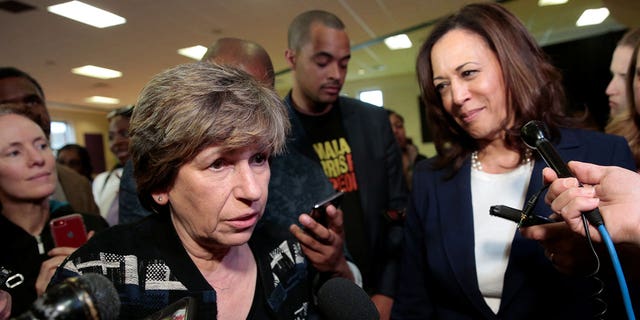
[
  {"x1": 544, "y1": 161, "x2": 640, "y2": 247},
  {"x1": 541, "y1": 166, "x2": 601, "y2": 241},
  {"x1": 35, "y1": 230, "x2": 95, "y2": 295},
  {"x1": 520, "y1": 221, "x2": 596, "y2": 275},
  {"x1": 371, "y1": 294, "x2": 393, "y2": 320},
  {"x1": 0, "y1": 290, "x2": 11, "y2": 320},
  {"x1": 289, "y1": 205, "x2": 353, "y2": 280},
  {"x1": 35, "y1": 246, "x2": 75, "y2": 295}
]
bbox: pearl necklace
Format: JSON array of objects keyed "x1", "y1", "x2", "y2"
[{"x1": 471, "y1": 149, "x2": 532, "y2": 172}]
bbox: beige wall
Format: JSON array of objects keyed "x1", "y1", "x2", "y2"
[
  {"x1": 48, "y1": 105, "x2": 117, "y2": 173},
  {"x1": 341, "y1": 73, "x2": 436, "y2": 158}
]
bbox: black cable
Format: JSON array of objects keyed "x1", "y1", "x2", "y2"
[{"x1": 581, "y1": 214, "x2": 607, "y2": 319}]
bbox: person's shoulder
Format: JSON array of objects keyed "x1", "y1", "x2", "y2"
[
  {"x1": 50, "y1": 200, "x2": 108, "y2": 230},
  {"x1": 56, "y1": 163, "x2": 91, "y2": 185},
  {"x1": 72, "y1": 214, "x2": 161, "y2": 255},
  {"x1": 414, "y1": 156, "x2": 439, "y2": 172},
  {"x1": 559, "y1": 127, "x2": 628, "y2": 146},
  {"x1": 339, "y1": 96, "x2": 383, "y2": 112},
  {"x1": 338, "y1": 97, "x2": 390, "y2": 126},
  {"x1": 91, "y1": 171, "x2": 109, "y2": 192},
  {"x1": 252, "y1": 218, "x2": 294, "y2": 243},
  {"x1": 92, "y1": 171, "x2": 110, "y2": 184},
  {"x1": 413, "y1": 156, "x2": 456, "y2": 185}
]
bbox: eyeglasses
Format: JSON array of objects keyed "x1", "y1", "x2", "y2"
[{"x1": 107, "y1": 105, "x2": 134, "y2": 119}]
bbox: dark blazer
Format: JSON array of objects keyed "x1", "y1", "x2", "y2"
[
  {"x1": 267, "y1": 94, "x2": 408, "y2": 296},
  {"x1": 392, "y1": 128, "x2": 638, "y2": 319}
]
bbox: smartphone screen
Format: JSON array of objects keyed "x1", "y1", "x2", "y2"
[
  {"x1": 50, "y1": 213, "x2": 88, "y2": 248},
  {"x1": 310, "y1": 191, "x2": 345, "y2": 227}
]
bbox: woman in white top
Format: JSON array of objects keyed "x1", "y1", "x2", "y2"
[{"x1": 391, "y1": 3, "x2": 637, "y2": 319}]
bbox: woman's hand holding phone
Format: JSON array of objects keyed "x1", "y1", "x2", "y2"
[{"x1": 35, "y1": 215, "x2": 94, "y2": 296}]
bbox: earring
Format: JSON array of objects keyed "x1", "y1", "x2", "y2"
[{"x1": 158, "y1": 196, "x2": 163, "y2": 202}]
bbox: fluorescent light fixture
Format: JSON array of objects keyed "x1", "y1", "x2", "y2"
[
  {"x1": 384, "y1": 34, "x2": 412, "y2": 50},
  {"x1": 576, "y1": 8, "x2": 610, "y2": 27},
  {"x1": 72, "y1": 65, "x2": 122, "y2": 79},
  {"x1": 47, "y1": 1, "x2": 126, "y2": 28},
  {"x1": 85, "y1": 96, "x2": 120, "y2": 104},
  {"x1": 178, "y1": 45, "x2": 208, "y2": 60},
  {"x1": 538, "y1": 0, "x2": 568, "y2": 6}
]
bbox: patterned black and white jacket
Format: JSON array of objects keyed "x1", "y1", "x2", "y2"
[{"x1": 51, "y1": 212, "x2": 317, "y2": 319}]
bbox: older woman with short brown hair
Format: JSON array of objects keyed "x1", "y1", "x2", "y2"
[{"x1": 52, "y1": 63, "x2": 319, "y2": 319}]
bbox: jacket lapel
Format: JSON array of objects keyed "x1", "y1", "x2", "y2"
[
  {"x1": 439, "y1": 160, "x2": 497, "y2": 317},
  {"x1": 500, "y1": 130, "x2": 581, "y2": 310}
]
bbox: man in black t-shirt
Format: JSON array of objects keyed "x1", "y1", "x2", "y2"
[{"x1": 270, "y1": 10, "x2": 408, "y2": 319}]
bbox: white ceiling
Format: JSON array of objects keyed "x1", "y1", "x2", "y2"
[{"x1": 0, "y1": 0, "x2": 633, "y2": 113}]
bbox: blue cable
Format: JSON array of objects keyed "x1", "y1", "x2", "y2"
[{"x1": 597, "y1": 224, "x2": 636, "y2": 320}]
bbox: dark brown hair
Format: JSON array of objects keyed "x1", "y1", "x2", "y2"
[{"x1": 416, "y1": 2, "x2": 570, "y2": 175}]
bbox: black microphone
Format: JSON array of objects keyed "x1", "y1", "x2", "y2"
[
  {"x1": 14, "y1": 273, "x2": 120, "y2": 320},
  {"x1": 521, "y1": 120, "x2": 604, "y2": 226},
  {"x1": 317, "y1": 277, "x2": 379, "y2": 320}
]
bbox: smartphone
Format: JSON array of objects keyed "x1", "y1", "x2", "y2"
[
  {"x1": 310, "y1": 191, "x2": 345, "y2": 227},
  {"x1": 50, "y1": 213, "x2": 88, "y2": 248}
]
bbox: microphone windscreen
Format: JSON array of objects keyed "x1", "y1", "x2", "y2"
[
  {"x1": 317, "y1": 277, "x2": 379, "y2": 320},
  {"x1": 17, "y1": 273, "x2": 120, "y2": 320},
  {"x1": 81, "y1": 273, "x2": 120, "y2": 320},
  {"x1": 521, "y1": 120, "x2": 548, "y2": 149}
]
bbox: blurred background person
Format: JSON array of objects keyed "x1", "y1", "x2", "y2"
[
  {"x1": 0, "y1": 67, "x2": 99, "y2": 215},
  {"x1": 387, "y1": 109, "x2": 427, "y2": 189},
  {"x1": 605, "y1": 28, "x2": 640, "y2": 120},
  {"x1": 607, "y1": 41, "x2": 640, "y2": 170},
  {"x1": 201, "y1": 37, "x2": 275, "y2": 87},
  {"x1": 52, "y1": 63, "x2": 321, "y2": 318},
  {"x1": 0, "y1": 104, "x2": 107, "y2": 317},
  {"x1": 392, "y1": 3, "x2": 636, "y2": 319},
  {"x1": 56, "y1": 144, "x2": 93, "y2": 182},
  {"x1": 93, "y1": 105, "x2": 133, "y2": 226}
]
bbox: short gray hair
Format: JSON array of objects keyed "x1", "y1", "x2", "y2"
[{"x1": 130, "y1": 62, "x2": 290, "y2": 213}]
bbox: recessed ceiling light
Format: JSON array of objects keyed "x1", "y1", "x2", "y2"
[
  {"x1": 178, "y1": 45, "x2": 208, "y2": 60},
  {"x1": 72, "y1": 65, "x2": 122, "y2": 79},
  {"x1": 537, "y1": 0, "x2": 568, "y2": 6},
  {"x1": 384, "y1": 34, "x2": 412, "y2": 50},
  {"x1": 85, "y1": 96, "x2": 120, "y2": 104},
  {"x1": 576, "y1": 7, "x2": 610, "y2": 27},
  {"x1": 47, "y1": 1, "x2": 125, "y2": 28}
]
